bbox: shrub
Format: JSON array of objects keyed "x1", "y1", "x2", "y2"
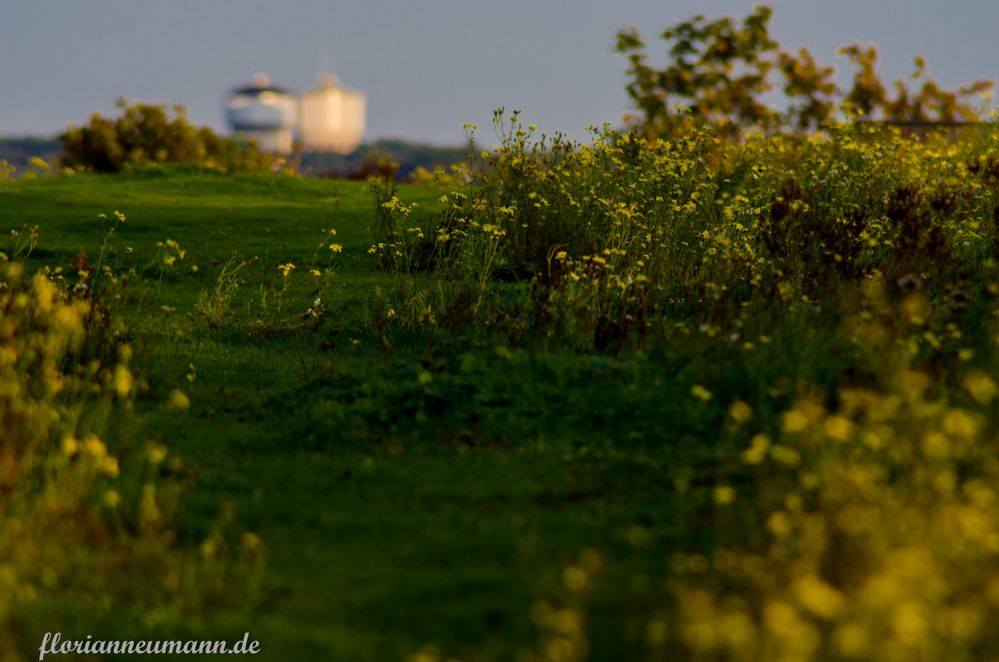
[{"x1": 59, "y1": 101, "x2": 274, "y2": 174}]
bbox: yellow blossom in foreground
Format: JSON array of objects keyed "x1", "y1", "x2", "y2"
[
  {"x1": 168, "y1": 389, "x2": 191, "y2": 411},
  {"x1": 103, "y1": 490, "x2": 121, "y2": 509},
  {"x1": 823, "y1": 415, "x2": 854, "y2": 442},
  {"x1": 770, "y1": 445, "x2": 801, "y2": 467},
  {"x1": 100, "y1": 456, "x2": 120, "y2": 478},
  {"x1": 147, "y1": 443, "x2": 168, "y2": 465},
  {"x1": 61, "y1": 436, "x2": 79, "y2": 457},
  {"x1": 112, "y1": 365, "x2": 133, "y2": 398},
  {"x1": 690, "y1": 384, "x2": 713, "y2": 402},
  {"x1": 714, "y1": 486, "x2": 736, "y2": 505},
  {"x1": 741, "y1": 434, "x2": 771, "y2": 465},
  {"x1": 793, "y1": 575, "x2": 845, "y2": 620},
  {"x1": 782, "y1": 409, "x2": 810, "y2": 434},
  {"x1": 33, "y1": 273, "x2": 55, "y2": 314},
  {"x1": 54, "y1": 300, "x2": 86, "y2": 336},
  {"x1": 82, "y1": 434, "x2": 107, "y2": 461},
  {"x1": 964, "y1": 372, "x2": 998, "y2": 403},
  {"x1": 728, "y1": 400, "x2": 753, "y2": 424}
]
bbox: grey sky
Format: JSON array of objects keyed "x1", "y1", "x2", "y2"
[{"x1": 2, "y1": 1, "x2": 997, "y2": 145}]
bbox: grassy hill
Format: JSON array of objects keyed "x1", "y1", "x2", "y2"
[
  {"x1": 0, "y1": 168, "x2": 688, "y2": 660},
  {"x1": 7, "y1": 119, "x2": 999, "y2": 660}
]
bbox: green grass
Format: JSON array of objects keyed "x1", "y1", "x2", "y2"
[
  {"x1": 10, "y1": 123, "x2": 999, "y2": 660},
  {"x1": 1, "y1": 168, "x2": 727, "y2": 660}
]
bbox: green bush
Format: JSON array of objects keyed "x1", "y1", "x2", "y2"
[{"x1": 60, "y1": 101, "x2": 274, "y2": 174}]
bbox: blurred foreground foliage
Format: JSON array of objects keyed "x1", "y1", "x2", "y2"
[
  {"x1": 371, "y1": 109, "x2": 999, "y2": 659},
  {"x1": 0, "y1": 221, "x2": 263, "y2": 660}
]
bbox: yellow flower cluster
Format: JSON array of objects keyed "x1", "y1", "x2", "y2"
[
  {"x1": 0, "y1": 236, "x2": 266, "y2": 658},
  {"x1": 388, "y1": 113, "x2": 999, "y2": 657},
  {"x1": 154, "y1": 237, "x2": 185, "y2": 267},
  {"x1": 0, "y1": 263, "x2": 137, "y2": 653},
  {"x1": 668, "y1": 376, "x2": 999, "y2": 660}
]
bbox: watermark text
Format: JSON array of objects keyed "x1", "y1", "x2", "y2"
[{"x1": 39, "y1": 632, "x2": 261, "y2": 659}]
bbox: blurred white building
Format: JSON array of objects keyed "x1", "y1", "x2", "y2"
[
  {"x1": 225, "y1": 72, "x2": 365, "y2": 155},
  {"x1": 225, "y1": 73, "x2": 297, "y2": 154},
  {"x1": 298, "y1": 74, "x2": 366, "y2": 154}
]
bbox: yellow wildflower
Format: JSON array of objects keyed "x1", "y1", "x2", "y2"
[
  {"x1": 713, "y1": 486, "x2": 736, "y2": 505},
  {"x1": 168, "y1": 389, "x2": 191, "y2": 411},
  {"x1": 103, "y1": 490, "x2": 121, "y2": 509},
  {"x1": 690, "y1": 385, "x2": 713, "y2": 402},
  {"x1": 112, "y1": 365, "x2": 133, "y2": 398},
  {"x1": 728, "y1": 400, "x2": 752, "y2": 424},
  {"x1": 741, "y1": 434, "x2": 771, "y2": 465}
]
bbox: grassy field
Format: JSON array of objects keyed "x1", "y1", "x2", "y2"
[
  {"x1": 7, "y1": 121, "x2": 999, "y2": 660},
  {"x1": 1, "y1": 168, "x2": 712, "y2": 660}
]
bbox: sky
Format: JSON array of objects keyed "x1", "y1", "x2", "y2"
[{"x1": 2, "y1": 1, "x2": 998, "y2": 146}]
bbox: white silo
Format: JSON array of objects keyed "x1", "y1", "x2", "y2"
[
  {"x1": 297, "y1": 73, "x2": 366, "y2": 154},
  {"x1": 225, "y1": 73, "x2": 297, "y2": 153}
]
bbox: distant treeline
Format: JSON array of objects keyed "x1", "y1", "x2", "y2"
[{"x1": 0, "y1": 135, "x2": 473, "y2": 181}]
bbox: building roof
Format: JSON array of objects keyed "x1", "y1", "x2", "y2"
[
  {"x1": 228, "y1": 72, "x2": 292, "y2": 98},
  {"x1": 228, "y1": 84, "x2": 293, "y2": 97}
]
